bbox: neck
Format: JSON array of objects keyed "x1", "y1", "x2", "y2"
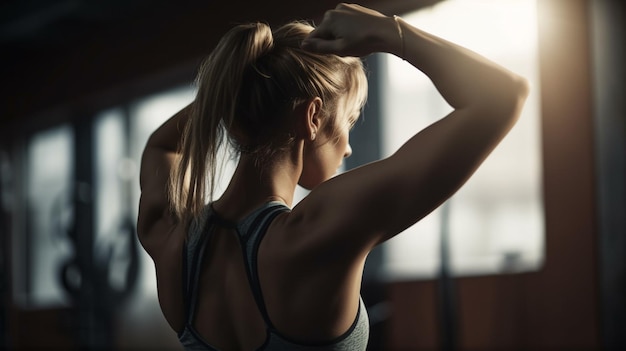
[{"x1": 215, "y1": 146, "x2": 303, "y2": 216}]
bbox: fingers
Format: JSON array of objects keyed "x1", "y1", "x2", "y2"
[
  {"x1": 302, "y1": 14, "x2": 339, "y2": 53},
  {"x1": 301, "y1": 37, "x2": 346, "y2": 55},
  {"x1": 305, "y1": 25, "x2": 334, "y2": 41},
  {"x1": 302, "y1": 5, "x2": 349, "y2": 53},
  {"x1": 301, "y1": 3, "x2": 381, "y2": 56}
]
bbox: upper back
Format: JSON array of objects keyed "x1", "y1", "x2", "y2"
[{"x1": 175, "y1": 202, "x2": 369, "y2": 351}]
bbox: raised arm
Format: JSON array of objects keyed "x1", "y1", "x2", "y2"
[
  {"x1": 137, "y1": 103, "x2": 192, "y2": 255},
  {"x1": 294, "y1": 4, "x2": 529, "y2": 254}
]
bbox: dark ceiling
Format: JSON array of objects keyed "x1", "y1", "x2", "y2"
[
  {"x1": 0, "y1": 1, "x2": 246, "y2": 57},
  {"x1": 1, "y1": 1, "x2": 153, "y2": 46},
  {"x1": 0, "y1": 0, "x2": 440, "y2": 130}
]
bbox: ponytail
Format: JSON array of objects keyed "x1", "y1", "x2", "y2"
[{"x1": 170, "y1": 23, "x2": 274, "y2": 220}]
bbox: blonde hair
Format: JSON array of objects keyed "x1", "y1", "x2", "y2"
[{"x1": 170, "y1": 21, "x2": 368, "y2": 220}]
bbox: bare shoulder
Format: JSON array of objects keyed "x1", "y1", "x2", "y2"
[
  {"x1": 266, "y1": 159, "x2": 398, "y2": 266},
  {"x1": 259, "y1": 203, "x2": 367, "y2": 341},
  {"x1": 300, "y1": 159, "x2": 400, "y2": 239}
]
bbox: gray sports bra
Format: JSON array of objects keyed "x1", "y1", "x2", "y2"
[{"x1": 178, "y1": 201, "x2": 369, "y2": 351}]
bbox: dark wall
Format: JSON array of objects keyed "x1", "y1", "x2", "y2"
[{"x1": 591, "y1": 0, "x2": 626, "y2": 349}]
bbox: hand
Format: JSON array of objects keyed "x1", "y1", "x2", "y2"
[{"x1": 301, "y1": 3, "x2": 397, "y2": 57}]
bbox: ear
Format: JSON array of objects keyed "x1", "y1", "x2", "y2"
[{"x1": 299, "y1": 97, "x2": 322, "y2": 141}]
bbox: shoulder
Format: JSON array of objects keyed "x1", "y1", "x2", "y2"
[
  {"x1": 267, "y1": 163, "x2": 398, "y2": 261},
  {"x1": 262, "y1": 195, "x2": 370, "y2": 271}
]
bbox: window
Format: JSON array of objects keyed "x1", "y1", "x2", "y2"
[
  {"x1": 380, "y1": 0, "x2": 544, "y2": 280},
  {"x1": 13, "y1": 125, "x2": 75, "y2": 307},
  {"x1": 94, "y1": 109, "x2": 133, "y2": 292}
]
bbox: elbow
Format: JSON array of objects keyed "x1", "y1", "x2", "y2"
[
  {"x1": 489, "y1": 74, "x2": 530, "y2": 123},
  {"x1": 513, "y1": 75, "x2": 530, "y2": 102},
  {"x1": 499, "y1": 73, "x2": 530, "y2": 104},
  {"x1": 508, "y1": 73, "x2": 530, "y2": 103},
  {"x1": 470, "y1": 74, "x2": 529, "y2": 134},
  {"x1": 509, "y1": 75, "x2": 530, "y2": 119}
]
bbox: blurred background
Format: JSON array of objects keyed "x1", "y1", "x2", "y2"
[{"x1": 0, "y1": 0, "x2": 623, "y2": 350}]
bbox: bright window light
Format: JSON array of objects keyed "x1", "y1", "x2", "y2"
[
  {"x1": 15, "y1": 125, "x2": 74, "y2": 307},
  {"x1": 381, "y1": 0, "x2": 544, "y2": 280},
  {"x1": 94, "y1": 109, "x2": 134, "y2": 292}
]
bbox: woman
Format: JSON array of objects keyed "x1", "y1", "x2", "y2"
[{"x1": 138, "y1": 3, "x2": 528, "y2": 350}]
